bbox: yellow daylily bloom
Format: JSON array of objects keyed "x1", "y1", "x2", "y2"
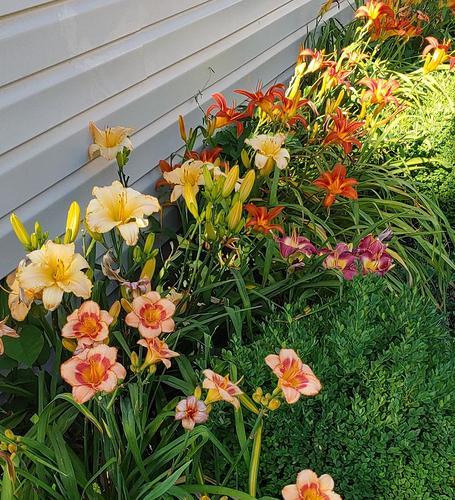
[
  {"x1": 163, "y1": 160, "x2": 205, "y2": 202},
  {"x1": 18, "y1": 241, "x2": 92, "y2": 311},
  {"x1": 245, "y1": 133, "x2": 290, "y2": 171},
  {"x1": 88, "y1": 122, "x2": 134, "y2": 161},
  {"x1": 86, "y1": 181, "x2": 160, "y2": 246}
]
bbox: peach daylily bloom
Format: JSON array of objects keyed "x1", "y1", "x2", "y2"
[
  {"x1": 162, "y1": 160, "x2": 206, "y2": 203},
  {"x1": 62, "y1": 301, "x2": 113, "y2": 348},
  {"x1": 282, "y1": 469, "x2": 342, "y2": 500},
  {"x1": 137, "y1": 337, "x2": 179, "y2": 369},
  {"x1": 202, "y1": 369, "x2": 243, "y2": 409},
  {"x1": 125, "y1": 291, "x2": 176, "y2": 338},
  {"x1": 88, "y1": 122, "x2": 134, "y2": 161},
  {"x1": 175, "y1": 396, "x2": 209, "y2": 431},
  {"x1": 6, "y1": 268, "x2": 35, "y2": 321},
  {"x1": 0, "y1": 317, "x2": 19, "y2": 356},
  {"x1": 245, "y1": 133, "x2": 290, "y2": 170},
  {"x1": 86, "y1": 181, "x2": 160, "y2": 246},
  {"x1": 265, "y1": 349, "x2": 321, "y2": 404},
  {"x1": 60, "y1": 344, "x2": 126, "y2": 404},
  {"x1": 18, "y1": 241, "x2": 92, "y2": 312}
]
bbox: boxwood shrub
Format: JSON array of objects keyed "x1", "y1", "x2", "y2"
[{"x1": 224, "y1": 277, "x2": 455, "y2": 499}]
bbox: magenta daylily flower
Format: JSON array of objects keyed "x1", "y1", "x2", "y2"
[
  {"x1": 322, "y1": 243, "x2": 357, "y2": 280},
  {"x1": 355, "y1": 235, "x2": 394, "y2": 276},
  {"x1": 277, "y1": 231, "x2": 318, "y2": 259}
]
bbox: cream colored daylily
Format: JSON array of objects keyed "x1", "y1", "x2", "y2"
[
  {"x1": 6, "y1": 267, "x2": 35, "y2": 321},
  {"x1": 86, "y1": 181, "x2": 160, "y2": 246},
  {"x1": 163, "y1": 160, "x2": 205, "y2": 202},
  {"x1": 88, "y1": 122, "x2": 134, "y2": 161},
  {"x1": 0, "y1": 317, "x2": 19, "y2": 355},
  {"x1": 245, "y1": 133, "x2": 290, "y2": 170},
  {"x1": 18, "y1": 241, "x2": 92, "y2": 311}
]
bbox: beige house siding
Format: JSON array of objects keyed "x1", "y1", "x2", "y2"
[{"x1": 0, "y1": 0, "x2": 353, "y2": 276}]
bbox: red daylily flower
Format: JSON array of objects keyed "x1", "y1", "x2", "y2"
[
  {"x1": 422, "y1": 37, "x2": 455, "y2": 73},
  {"x1": 358, "y1": 77, "x2": 400, "y2": 107},
  {"x1": 185, "y1": 147, "x2": 223, "y2": 163},
  {"x1": 321, "y1": 63, "x2": 352, "y2": 92},
  {"x1": 313, "y1": 164, "x2": 358, "y2": 207},
  {"x1": 234, "y1": 82, "x2": 285, "y2": 116},
  {"x1": 298, "y1": 48, "x2": 330, "y2": 74},
  {"x1": 355, "y1": 0, "x2": 395, "y2": 34},
  {"x1": 206, "y1": 93, "x2": 248, "y2": 136},
  {"x1": 323, "y1": 108, "x2": 364, "y2": 154},
  {"x1": 245, "y1": 204, "x2": 285, "y2": 235}
]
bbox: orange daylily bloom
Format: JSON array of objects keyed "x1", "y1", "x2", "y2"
[
  {"x1": 282, "y1": 469, "x2": 342, "y2": 500},
  {"x1": 137, "y1": 336, "x2": 179, "y2": 369},
  {"x1": 422, "y1": 37, "x2": 455, "y2": 74},
  {"x1": 313, "y1": 164, "x2": 358, "y2": 208},
  {"x1": 320, "y1": 63, "x2": 352, "y2": 94},
  {"x1": 323, "y1": 108, "x2": 364, "y2": 154},
  {"x1": 185, "y1": 147, "x2": 223, "y2": 163},
  {"x1": 245, "y1": 204, "x2": 285, "y2": 235},
  {"x1": 355, "y1": 0, "x2": 395, "y2": 35},
  {"x1": 272, "y1": 91, "x2": 316, "y2": 127},
  {"x1": 358, "y1": 77, "x2": 400, "y2": 108},
  {"x1": 265, "y1": 349, "x2": 321, "y2": 404},
  {"x1": 202, "y1": 369, "x2": 243, "y2": 409},
  {"x1": 206, "y1": 93, "x2": 248, "y2": 136},
  {"x1": 298, "y1": 48, "x2": 329, "y2": 74},
  {"x1": 234, "y1": 82, "x2": 285, "y2": 117},
  {"x1": 60, "y1": 344, "x2": 126, "y2": 404}
]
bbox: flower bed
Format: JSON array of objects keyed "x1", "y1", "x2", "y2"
[{"x1": 1, "y1": 1, "x2": 454, "y2": 498}]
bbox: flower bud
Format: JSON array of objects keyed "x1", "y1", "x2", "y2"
[
  {"x1": 268, "y1": 398, "x2": 281, "y2": 411},
  {"x1": 130, "y1": 352, "x2": 140, "y2": 373},
  {"x1": 10, "y1": 213, "x2": 31, "y2": 248},
  {"x1": 238, "y1": 169, "x2": 256, "y2": 202},
  {"x1": 194, "y1": 386, "x2": 202, "y2": 399},
  {"x1": 109, "y1": 300, "x2": 121, "y2": 322},
  {"x1": 240, "y1": 149, "x2": 251, "y2": 169},
  {"x1": 178, "y1": 115, "x2": 187, "y2": 142},
  {"x1": 252, "y1": 387, "x2": 263, "y2": 404},
  {"x1": 205, "y1": 221, "x2": 217, "y2": 241},
  {"x1": 183, "y1": 183, "x2": 199, "y2": 220},
  {"x1": 64, "y1": 201, "x2": 81, "y2": 244},
  {"x1": 221, "y1": 165, "x2": 239, "y2": 198},
  {"x1": 227, "y1": 201, "x2": 243, "y2": 231},
  {"x1": 4, "y1": 430, "x2": 14, "y2": 441},
  {"x1": 140, "y1": 258, "x2": 156, "y2": 280},
  {"x1": 133, "y1": 246, "x2": 142, "y2": 263},
  {"x1": 62, "y1": 338, "x2": 77, "y2": 352},
  {"x1": 121, "y1": 298, "x2": 133, "y2": 313},
  {"x1": 143, "y1": 232, "x2": 155, "y2": 255}
]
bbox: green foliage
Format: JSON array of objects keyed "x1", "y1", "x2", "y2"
[{"x1": 225, "y1": 277, "x2": 455, "y2": 499}]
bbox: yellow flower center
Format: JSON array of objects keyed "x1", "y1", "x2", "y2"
[
  {"x1": 260, "y1": 139, "x2": 281, "y2": 157},
  {"x1": 80, "y1": 316, "x2": 101, "y2": 337},
  {"x1": 53, "y1": 259, "x2": 67, "y2": 281},
  {"x1": 141, "y1": 304, "x2": 164, "y2": 327},
  {"x1": 182, "y1": 168, "x2": 200, "y2": 187},
  {"x1": 116, "y1": 192, "x2": 128, "y2": 222},
  {"x1": 79, "y1": 358, "x2": 107, "y2": 386}
]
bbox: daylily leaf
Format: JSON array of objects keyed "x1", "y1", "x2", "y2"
[{"x1": 3, "y1": 325, "x2": 44, "y2": 367}]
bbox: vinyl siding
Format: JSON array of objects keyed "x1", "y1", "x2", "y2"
[{"x1": 0, "y1": 0, "x2": 353, "y2": 276}]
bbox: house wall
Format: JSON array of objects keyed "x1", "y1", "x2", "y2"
[{"x1": 0, "y1": 0, "x2": 353, "y2": 277}]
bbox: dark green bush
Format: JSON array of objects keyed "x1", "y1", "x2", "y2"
[{"x1": 224, "y1": 277, "x2": 455, "y2": 499}]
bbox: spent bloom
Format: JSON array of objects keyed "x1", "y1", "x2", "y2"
[
  {"x1": 175, "y1": 396, "x2": 209, "y2": 431},
  {"x1": 322, "y1": 243, "x2": 357, "y2": 280},
  {"x1": 282, "y1": 469, "x2": 342, "y2": 500},
  {"x1": 245, "y1": 133, "x2": 290, "y2": 171},
  {"x1": 245, "y1": 204, "x2": 285, "y2": 235},
  {"x1": 60, "y1": 344, "x2": 126, "y2": 404},
  {"x1": 202, "y1": 369, "x2": 243, "y2": 409},
  {"x1": 88, "y1": 122, "x2": 134, "y2": 161},
  {"x1": 86, "y1": 180, "x2": 160, "y2": 246},
  {"x1": 313, "y1": 164, "x2": 358, "y2": 208},
  {"x1": 125, "y1": 291, "x2": 176, "y2": 338},
  {"x1": 0, "y1": 317, "x2": 19, "y2": 356},
  {"x1": 265, "y1": 349, "x2": 321, "y2": 404},
  {"x1": 18, "y1": 241, "x2": 92, "y2": 311},
  {"x1": 137, "y1": 336, "x2": 179, "y2": 369},
  {"x1": 62, "y1": 301, "x2": 113, "y2": 348},
  {"x1": 163, "y1": 160, "x2": 205, "y2": 203}
]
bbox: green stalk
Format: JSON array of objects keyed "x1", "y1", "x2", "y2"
[
  {"x1": 270, "y1": 165, "x2": 280, "y2": 205},
  {"x1": 248, "y1": 420, "x2": 263, "y2": 498}
]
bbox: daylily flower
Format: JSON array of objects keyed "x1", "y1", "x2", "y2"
[
  {"x1": 322, "y1": 243, "x2": 358, "y2": 280},
  {"x1": 323, "y1": 108, "x2": 364, "y2": 154},
  {"x1": 163, "y1": 160, "x2": 205, "y2": 202},
  {"x1": 137, "y1": 336, "x2": 179, "y2": 369},
  {"x1": 313, "y1": 164, "x2": 358, "y2": 208},
  {"x1": 88, "y1": 122, "x2": 134, "y2": 161},
  {"x1": 298, "y1": 48, "x2": 329, "y2": 74},
  {"x1": 272, "y1": 92, "x2": 315, "y2": 127},
  {"x1": 245, "y1": 133, "x2": 290, "y2": 171},
  {"x1": 202, "y1": 369, "x2": 243, "y2": 409},
  {"x1": 422, "y1": 37, "x2": 455, "y2": 74},
  {"x1": 358, "y1": 77, "x2": 400, "y2": 108},
  {"x1": 175, "y1": 396, "x2": 209, "y2": 430},
  {"x1": 277, "y1": 231, "x2": 318, "y2": 259},
  {"x1": 282, "y1": 469, "x2": 342, "y2": 500},
  {"x1": 62, "y1": 301, "x2": 113, "y2": 348},
  {"x1": 0, "y1": 317, "x2": 19, "y2": 355},
  {"x1": 265, "y1": 349, "x2": 321, "y2": 404},
  {"x1": 185, "y1": 147, "x2": 223, "y2": 163},
  {"x1": 320, "y1": 64, "x2": 352, "y2": 94},
  {"x1": 86, "y1": 180, "x2": 160, "y2": 246},
  {"x1": 355, "y1": 0, "x2": 395, "y2": 35},
  {"x1": 355, "y1": 235, "x2": 394, "y2": 276},
  {"x1": 235, "y1": 83, "x2": 285, "y2": 116},
  {"x1": 18, "y1": 241, "x2": 92, "y2": 311},
  {"x1": 125, "y1": 291, "x2": 176, "y2": 338},
  {"x1": 341, "y1": 47, "x2": 369, "y2": 66},
  {"x1": 6, "y1": 268, "x2": 35, "y2": 321},
  {"x1": 60, "y1": 344, "x2": 126, "y2": 404},
  {"x1": 206, "y1": 93, "x2": 248, "y2": 136},
  {"x1": 245, "y1": 204, "x2": 285, "y2": 235}
]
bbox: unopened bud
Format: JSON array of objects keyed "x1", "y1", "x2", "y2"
[
  {"x1": 221, "y1": 165, "x2": 239, "y2": 198},
  {"x1": 108, "y1": 300, "x2": 121, "y2": 321},
  {"x1": 178, "y1": 115, "x2": 187, "y2": 142},
  {"x1": 64, "y1": 201, "x2": 81, "y2": 244},
  {"x1": 240, "y1": 149, "x2": 251, "y2": 168},
  {"x1": 121, "y1": 298, "x2": 133, "y2": 313},
  {"x1": 194, "y1": 386, "x2": 202, "y2": 399},
  {"x1": 4, "y1": 430, "x2": 14, "y2": 440},
  {"x1": 268, "y1": 398, "x2": 281, "y2": 410},
  {"x1": 62, "y1": 338, "x2": 77, "y2": 352},
  {"x1": 227, "y1": 201, "x2": 243, "y2": 231},
  {"x1": 133, "y1": 246, "x2": 142, "y2": 263},
  {"x1": 238, "y1": 169, "x2": 256, "y2": 202},
  {"x1": 10, "y1": 213, "x2": 31, "y2": 248},
  {"x1": 183, "y1": 184, "x2": 199, "y2": 220},
  {"x1": 140, "y1": 258, "x2": 156, "y2": 280},
  {"x1": 143, "y1": 232, "x2": 155, "y2": 255}
]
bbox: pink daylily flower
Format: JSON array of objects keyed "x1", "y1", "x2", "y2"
[
  {"x1": 62, "y1": 301, "x2": 113, "y2": 348},
  {"x1": 265, "y1": 349, "x2": 321, "y2": 404},
  {"x1": 322, "y1": 243, "x2": 358, "y2": 280},
  {"x1": 355, "y1": 235, "x2": 393, "y2": 276},
  {"x1": 277, "y1": 231, "x2": 318, "y2": 259},
  {"x1": 282, "y1": 469, "x2": 342, "y2": 500},
  {"x1": 175, "y1": 395, "x2": 209, "y2": 430},
  {"x1": 125, "y1": 291, "x2": 176, "y2": 338},
  {"x1": 60, "y1": 344, "x2": 126, "y2": 404},
  {"x1": 202, "y1": 369, "x2": 243, "y2": 409},
  {"x1": 137, "y1": 336, "x2": 179, "y2": 369}
]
